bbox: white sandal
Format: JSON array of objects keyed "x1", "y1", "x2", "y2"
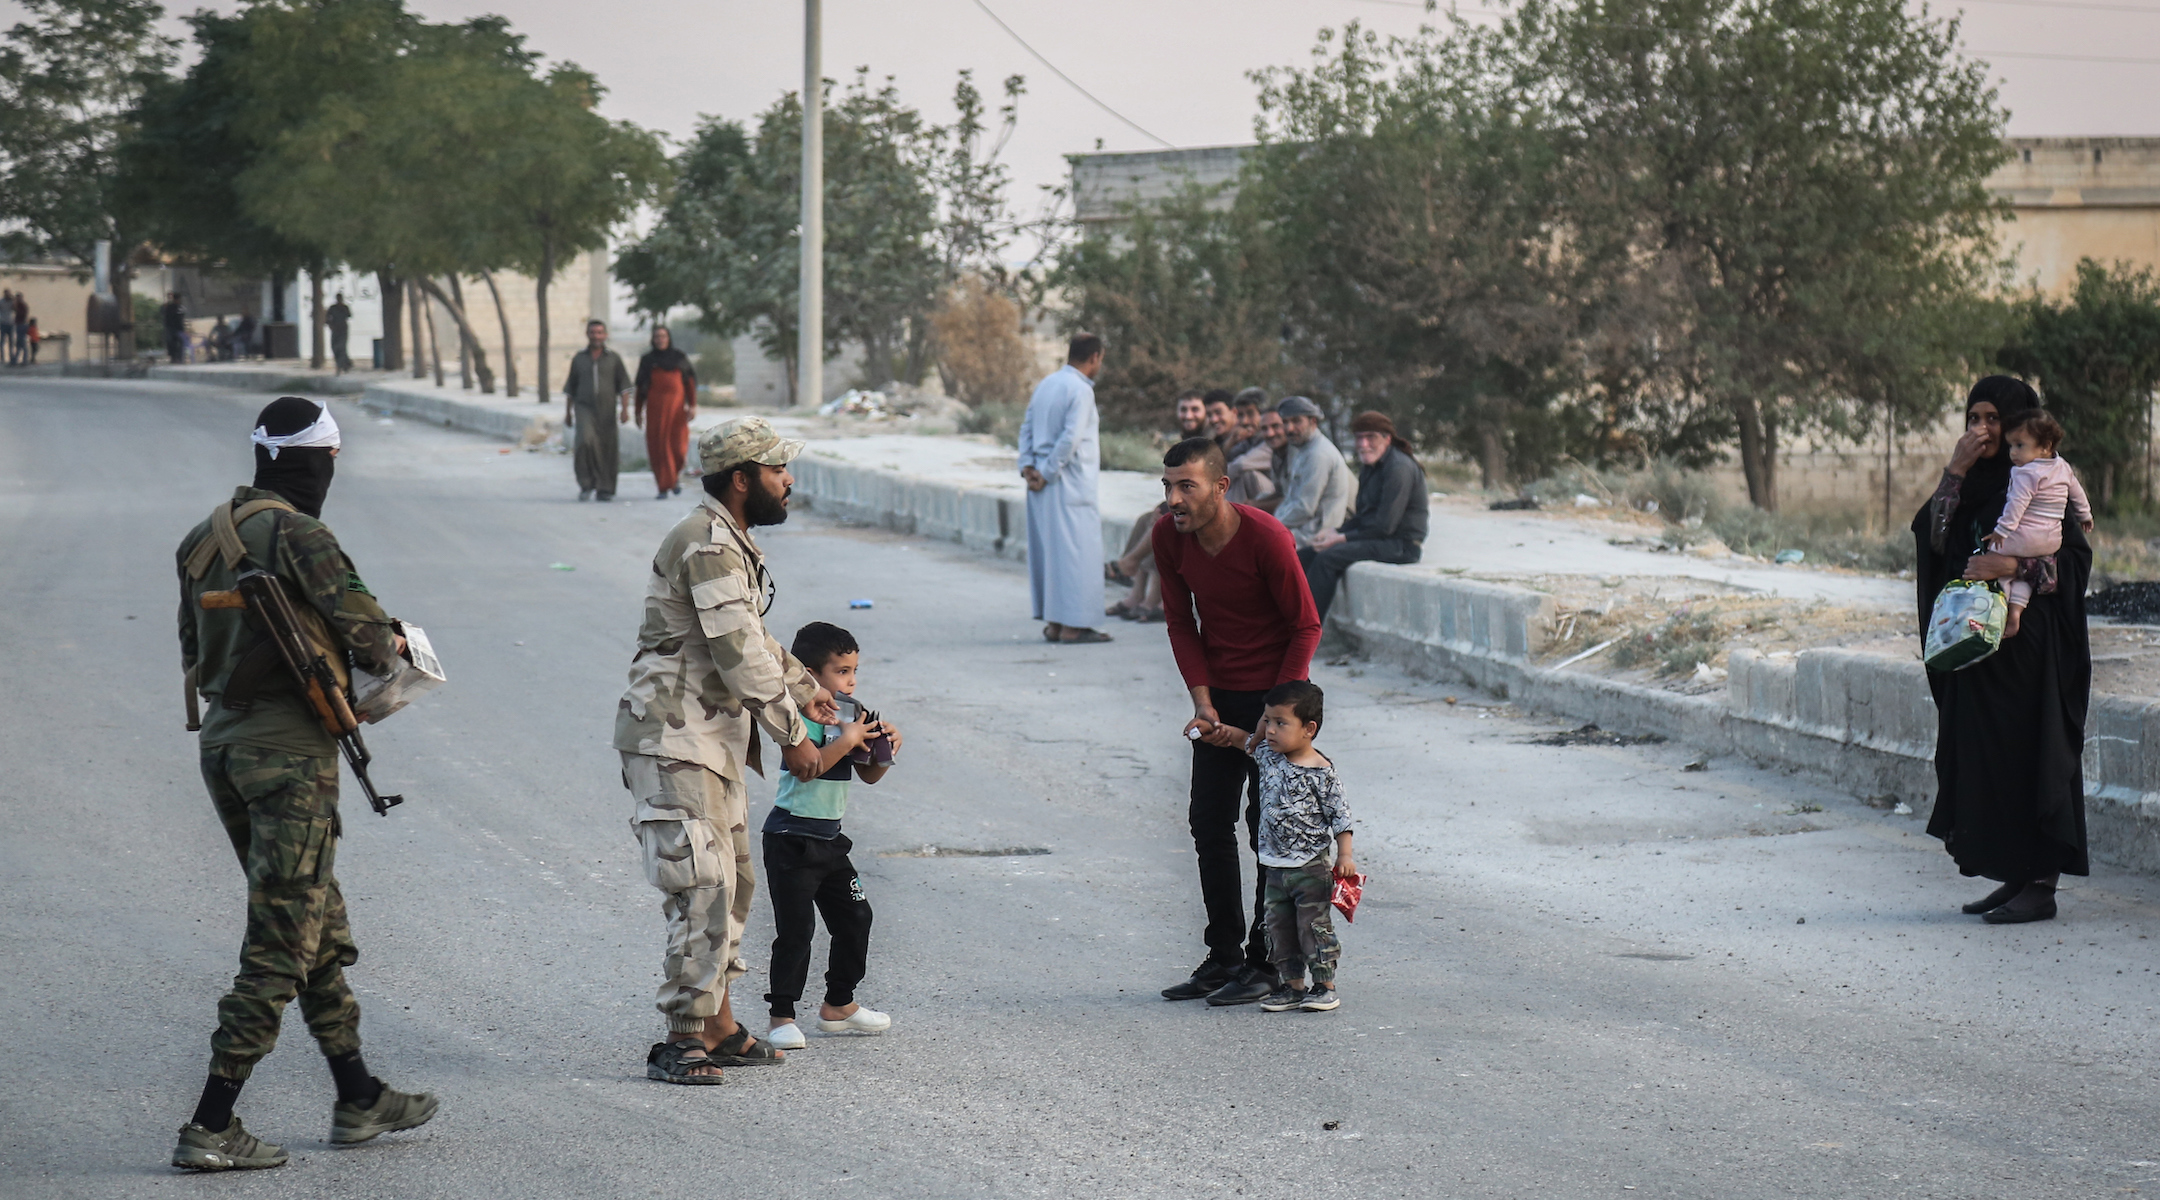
[{"x1": 816, "y1": 1006, "x2": 892, "y2": 1034}]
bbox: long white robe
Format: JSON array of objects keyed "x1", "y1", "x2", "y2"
[{"x1": 1016, "y1": 364, "x2": 1104, "y2": 628}]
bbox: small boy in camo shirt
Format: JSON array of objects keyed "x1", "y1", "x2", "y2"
[{"x1": 1226, "y1": 679, "x2": 1354, "y2": 1012}]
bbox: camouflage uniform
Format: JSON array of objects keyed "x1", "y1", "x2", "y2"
[
  {"x1": 615, "y1": 417, "x2": 820, "y2": 1034},
  {"x1": 177, "y1": 487, "x2": 399, "y2": 1081}
]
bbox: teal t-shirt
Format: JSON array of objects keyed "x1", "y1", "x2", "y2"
[{"x1": 773, "y1": 719, "x2": 850, "y2": 821}]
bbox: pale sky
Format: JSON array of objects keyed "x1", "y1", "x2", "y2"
[{"x1": 18, "y1": 0, "x2": 2160, "y2": 211}]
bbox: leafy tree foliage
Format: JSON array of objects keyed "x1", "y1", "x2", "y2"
[{"x1": 1998, "y1": 260, "x2": 2160, "y2": 510}]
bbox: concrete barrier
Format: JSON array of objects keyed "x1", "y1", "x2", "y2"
[
  {"x1": 1331, "y1": 564, "x2": 2160, "y2": 873},
  {"x1": 358, "y1": 380, "x2": 554, "y2": 444},
  {"x1": 146, "y1": 364, "x2": 365, "y2": 394},
  {"x1": 791, "y1": 452, "x2": 1142, "y2": 566}
]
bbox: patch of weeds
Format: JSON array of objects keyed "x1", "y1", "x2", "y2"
[
  {"x1": 1526, "y1": 723, "x2": 1666, "y2": 746},
  {"x1": 1611, "y1": 610, "x2": 1726, "y2": 676},
  {"x1": 1782, "y1": 803, "x2": 1825, "y2": 815},
  {"x1": 958, "y1": 402, "x2": 1024, "y2": 442},
  {"x1": 1100, "y1": 428, "x2": 1168, "y2": 474}
]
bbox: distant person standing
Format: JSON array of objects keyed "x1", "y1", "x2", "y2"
[
  {"x1": 0, "y1": 290, "x2": 14, "y2": 364},
  {"x1": 234, "y1": 311, "x2": 259, "y2": 360},
  {"x1": 563, "y1": 319, "x2": 632, "y2": 502},
  {"x1": 11, "y1": 291, "x2": 28, "y2": 366},
  {"x1": 1017, "y1": 332, "x2": 1109, "y2": 644},
  {"x1": 325, "y1": 293, "x2": 352, "y2": 373},
  {"x1": 1300, "y1": 411, "x2": 1428, "y2": 622},
  {"x1": 1272, "y1": 396, "x2": 1352, "y2": 550},
  {"x1": 635, "y1": 326, "x2": 698, "y2": 500},
  {"x1": 162, "y1": 293, "x2": 188, "y2": 363},
  {"x1": 1152, "y1": 436, "x2": 1322, "y2": 1007}
]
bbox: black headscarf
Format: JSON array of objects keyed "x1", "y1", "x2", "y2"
[
  {"x1": 1911, "y1": 374, "x2": 2091, "y2": 882},
  {"x1": 252, "y1": 396, "x2": 336, "y2": 518}
]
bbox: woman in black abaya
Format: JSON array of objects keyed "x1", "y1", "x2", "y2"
[{"x1": 1912, "y1": 375, "x2": 2091, "y2": 924}]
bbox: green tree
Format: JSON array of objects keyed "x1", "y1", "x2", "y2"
[
  {"x1": 1546, "y1": 0, "x2": 2009, "y2": 509},
  {"x1": 0, "y1": 0, "x2": 173, "y2": 357},
  {"x1": 1998, "y1": 260, "x2": 2160, "y2": 511},
  {"x1": 1055, "y1": 182, "x2": 1290, "y2": 429},
  {"x1": 619, "y1": 72, "x2": 944, "y2": 402}
]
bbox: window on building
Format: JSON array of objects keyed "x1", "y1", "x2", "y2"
[{"x1": 2022, "y1": 148, "x2": 2032, "y2": 163}]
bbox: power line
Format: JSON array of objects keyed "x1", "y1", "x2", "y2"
[
  {"x1": 1961, "y1": 0, "x2": 2160, "y2": 15},
  {"x1": 968, "y1": 0, "x2": 1178, "y2": 150}
]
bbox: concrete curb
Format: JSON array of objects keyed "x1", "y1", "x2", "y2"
[
  {"x1": 1332, "y1": 564, "x2": 2160, "y2": 875},
  {"x1": 791, "y1": 452, "x2": 1140, "y2": 566},
  {"x1": 358, "y1": 379, "x2": 556, "y2": 445},
  {"x1": 145, "y1": 364, "x2": 368, "y2": 394}
]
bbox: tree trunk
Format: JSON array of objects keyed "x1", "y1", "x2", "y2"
[
  {"x1": 1729, "y1": 393, "x2": 1776, "y2": 510},
  {"x1": 308, "y1": 268, "x2": 325, "y2": 370},
  {"x1": 423, "y1": 285, "x2": 445, "y2": 387},
  {"x1": 377, "y1": 269, "x2": 404, "y2": 370},
  {"x1": 1479, "y1": 425, "x2": 1507, "y2": 492},
  {"x1": 450, "y1": 277, "x2": 471, "y2": 389},
  {"x1": 114, "y1": 258, "x2": 136, "y2": 362},
  {"x1": 418, "y1": 277, "x2": 496, "y2": 395},
  {"x1": 535, "y1": 242, "x2": 554, "y2": 405},
  {"x1": 407, "y1": 280, "x2": 426, "y2": 380},
  {"x1": 1762, "y1": 406, "x2": 1780, "y2": 513},
  {"x1": 481, "y1": 268, "x2": 517, "y2": 398}
]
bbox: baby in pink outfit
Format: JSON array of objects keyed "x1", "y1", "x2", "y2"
[{"x1": 1984, "y1": 408, "x2": 2092, "y2": 638}]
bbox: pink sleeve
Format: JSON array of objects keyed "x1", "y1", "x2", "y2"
[
  {"x1": 1994, "y1": 466, "x2": 2037, "y2": 538},
  {"x1": 2065, "y1": 464, "x2": 2093, "y2": 524}
]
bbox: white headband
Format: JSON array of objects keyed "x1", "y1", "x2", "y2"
[{"x1": 251, "y1": 407, "x2": 340, "y2": 459}]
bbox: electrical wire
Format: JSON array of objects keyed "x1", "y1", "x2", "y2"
[
  {"x1": 1974, "y1": 46, "x2": 2160, "y2": 62},
  {"x1": 968, "y1": 0, "x2": 1178, "y2": 149}
]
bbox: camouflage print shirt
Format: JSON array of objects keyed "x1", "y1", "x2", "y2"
[
  {"x1": 613, "y1": 496, "x2": 821, "y2": 780},
  {"x1": 178, "y1": 487, "x2": 399, "y2": 756}
]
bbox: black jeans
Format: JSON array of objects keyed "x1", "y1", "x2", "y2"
[
  {"x1": 1299, "y1": 537, "x2": 1422, "y2": 621},
  {"x1": 1190, "y1": 688, "x2": 1270, "y2": 971},
  {"x1": 762, "y1": 832, "x2": 873, "y2": 1020}
]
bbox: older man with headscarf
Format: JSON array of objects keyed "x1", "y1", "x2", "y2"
[
  {"x1": 1299, "y1": 410, "x2": 1429, "y2": 622},
  {"x1": 171, "y1": 398, "x2": 437, "y2": 1170}
]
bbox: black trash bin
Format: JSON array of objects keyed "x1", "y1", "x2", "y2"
[{"x1": 261, "y1": 321, "x2": 299, "y2": 360}]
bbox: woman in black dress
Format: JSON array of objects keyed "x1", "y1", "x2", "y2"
[{"x1": 1912, "y1": 375, "x2": 2092, "y2": 924}]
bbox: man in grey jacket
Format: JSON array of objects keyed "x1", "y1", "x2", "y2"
[
  {"x1": 1300, "y1": 410, "x2": 1428, "y2": 621},
  {"x1": 1271, "y1": 396, "x2": 1352, "y2": 550}
]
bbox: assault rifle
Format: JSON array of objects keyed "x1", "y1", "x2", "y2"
[{"x1": 212, "y1": 569, "x2": 405, "y2": 815}]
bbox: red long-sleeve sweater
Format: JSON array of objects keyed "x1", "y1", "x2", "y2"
[{"x1": 1153, "y1": 504, "x2": 1321, "y2": 693}]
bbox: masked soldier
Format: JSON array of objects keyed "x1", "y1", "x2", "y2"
[
  {"x1": 616, "y1": 416, "x2": 836, "y2": 1084},
  {"x1": 171, "y1": 397, "x2": 438, "y2": 1170}
]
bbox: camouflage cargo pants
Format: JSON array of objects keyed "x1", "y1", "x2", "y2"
[
  {"x1": 1263, "y1": 858, "x2": 1341, "y2": 986},
  {"x1": 200, "y1": 744, "x2": 362, "y2": 1081},
  {"x1": 622, "y1": 753, "x2": 754, "y2": 1035}
]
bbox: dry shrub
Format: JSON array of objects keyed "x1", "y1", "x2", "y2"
[{"x1": 932, "y1": 276, "x2": 1035, "y2": 410}]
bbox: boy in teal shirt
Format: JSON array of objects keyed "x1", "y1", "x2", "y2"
[{"x1": 762, "y1": 622, "x2": 902, "y2": 1050}]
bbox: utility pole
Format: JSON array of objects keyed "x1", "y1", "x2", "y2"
[{"x1": 798, "y1": 0, "x2": 823, "y2": 408}]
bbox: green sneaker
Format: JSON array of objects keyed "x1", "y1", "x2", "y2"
[
  {"x1": 172, "y1": 1118, "x2": 288, "y2": 1171},
  {"x1": 330, "y1": 1080, "x2": 439, "y2": 1145}
]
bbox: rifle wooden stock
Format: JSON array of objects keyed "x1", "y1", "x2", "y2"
[
  {"x1": 231, "y1": 568, "x2": 405, "y2": 815},
  {"x1": 199, "y1": 590, "x2": 245, "y2": 609}
]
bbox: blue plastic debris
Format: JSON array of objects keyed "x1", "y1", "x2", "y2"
[
  {"x1": 849, "y1": 598, "x2": 874, "y2": 609},
  {"x1": 1774, "y1": 549, "x2": 1805, "y2": 564}
]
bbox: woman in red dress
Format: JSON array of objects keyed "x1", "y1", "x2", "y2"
[{"x1": 634, "y1": 326, "x2": 699, "y2": 499}]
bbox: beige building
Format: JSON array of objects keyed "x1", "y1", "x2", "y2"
[{"x1": 0, "y1": 264, "x2": 95, "y2": 362}]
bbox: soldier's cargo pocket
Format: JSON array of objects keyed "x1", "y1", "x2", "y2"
[
  {"x1": 258, "y1": 815, "x2": 335, "y2": 888},
  {"x1": 690, "y1": 573, "x2": 752, "y2": 640},
  {"x1": 636, "y1": 818, "x2": 722, "y2": 893}
]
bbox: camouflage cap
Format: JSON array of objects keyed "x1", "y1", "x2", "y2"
[{"x1": 699, "y1": 416, "x2": 806, "y2": 475}]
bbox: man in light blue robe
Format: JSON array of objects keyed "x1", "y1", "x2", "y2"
[{"x1": 1017, "y1": 334, "x2": 1108, "y2": 643}]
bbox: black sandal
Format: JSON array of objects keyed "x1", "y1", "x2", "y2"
[
  {"x1": 646, "y1": 1038, "x2": 725, "y2": 1085},
  {"x1": 713, "y1": 1026, "x2": 786, "y2": 1066}
]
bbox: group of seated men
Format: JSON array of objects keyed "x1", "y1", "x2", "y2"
[{"x1": 1107, "y1": 387, "x2": 1429, "y2": 624}]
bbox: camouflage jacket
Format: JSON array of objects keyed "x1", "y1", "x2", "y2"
[
  {"x1": 178, "y1": 487, "x2": 399, "y2": 756},
  {"x1": 614, "y1": 495, "x2": 820, "y2": 779}
]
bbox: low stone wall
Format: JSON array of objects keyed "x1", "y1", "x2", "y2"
[
  {"x1": 358, "y1": 380, "x2": 555, "y2": 444},
  {"x1": 791, "y1": 453, "x2": 1138, "y2": 566},
  {"x1": 144, "y1": 364, "x2": 366, "y2": 394},
  {"x1": 1331, "y1": 563, "x2": 2160, "y2": 874}
]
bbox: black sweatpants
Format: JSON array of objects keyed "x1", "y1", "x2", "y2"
[
  {"x1": 1190, "y1": 687, "x2": 1270, "y2": 971},
  {"x1": 762, "y1": 831, "x2": 873, "y2": 1020}
]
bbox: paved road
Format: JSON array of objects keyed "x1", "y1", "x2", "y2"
[{"x1": 3, "y1": 379, "x2": 2157, "y2": 1199}]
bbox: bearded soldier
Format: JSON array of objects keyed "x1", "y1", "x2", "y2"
[
  {"x1": 617, "y1": 416, "x2": 836, "y2": 1084},
  {"x1": 171, "y1": 397, "x2": 437, "y2": 1170}
]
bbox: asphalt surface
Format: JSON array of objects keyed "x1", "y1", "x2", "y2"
[{"x1": 3, "y1": 378, "x2": 2158, "y2": 1199}]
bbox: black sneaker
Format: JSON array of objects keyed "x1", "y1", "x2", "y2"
[
  {"x1": 1300, "y1": 985, "x2": 1340, "y2": 1012},
  {"x1": 1259, "y1": 983, "x2": 1305, "y2": 1012},
  {"x1": 1205, "y1": 965, "x2": 1279, "y2": 1007},
  {"x1": 1161, "y1": 960, "x2": 1237, "y2": 1001}
]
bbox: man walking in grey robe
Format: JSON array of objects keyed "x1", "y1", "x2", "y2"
[
  {"x1": 1018, "y1": 333, "x2": 1109, "y2": 644},
  {"x1": 564, "y1": 319, "x2": 632, "y2": 502},
  {"x1": 1272, "y1": 395, "x2": 1352, "y2": 550}
]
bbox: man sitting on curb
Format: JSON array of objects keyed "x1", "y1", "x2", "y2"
[
  {"x1": 1272, "y1": 396, "x2": 1352, "y2": 551},
  {"x1": 1300, "y1": 411, "x2": 1429, "y2": 622}
]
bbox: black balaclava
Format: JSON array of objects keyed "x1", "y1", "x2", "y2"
[{"x1": 251, "y1": 396, "x2": 337, "y2": 517}]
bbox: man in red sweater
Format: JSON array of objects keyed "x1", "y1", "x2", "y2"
[{"x1": 1151, "y1": 437, "x2": 1322, "y2": 1006}]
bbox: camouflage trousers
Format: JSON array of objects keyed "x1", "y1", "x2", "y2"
[
  {"x1": 200, "y1": 744, "x2": 361, "y2": 1081},
  {"x1": 622, "y1": 753, "x2": 754, "y2": 1035},
  {"x1": 1263, "y1": 858, "x2": 1341, "y2": 986}
]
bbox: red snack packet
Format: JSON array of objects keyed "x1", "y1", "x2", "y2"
[{"x1": 1331, "y1": 872, "x2": 1367, "y2": 922}]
